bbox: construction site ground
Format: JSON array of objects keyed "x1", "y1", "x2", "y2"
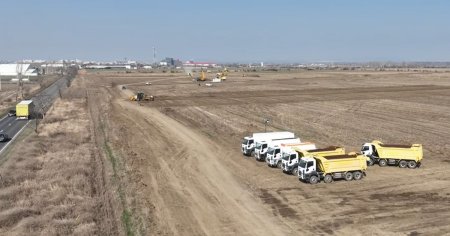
[
  {"x1": 2, "y1": 69, "x2": 450, "y2": 235},
  {"x1": 88, "y1": 69, "x2": 450, "y2": 235}
]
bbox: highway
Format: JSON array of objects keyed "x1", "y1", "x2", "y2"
[{"x1": 0, "y1": 75, "x2": 72, "y2": 154}]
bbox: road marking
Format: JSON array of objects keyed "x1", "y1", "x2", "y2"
[{"x1": 0, "y1": 120, "x2": 31, "y2": 155}]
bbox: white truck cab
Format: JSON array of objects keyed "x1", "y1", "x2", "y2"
[
  {"x1": 241, "y1": 132, "x2": 295, "y2": 157},
  {"x1": 298, "y1": 157, "x2": 316, "y2": 181},
  {"x1": 241, "y1": 137, "x2": 256, "y2": 156},
  {"x1": 281, "y1": 143, "x2": 316, "y2": 175},
  {"x1": 255, "y1": 138, "x2": 300, "y2": 161}
]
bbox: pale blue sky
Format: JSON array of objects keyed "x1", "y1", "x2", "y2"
[{"x1": 1, "y1": 0, "x2": 449, "y2": 62}]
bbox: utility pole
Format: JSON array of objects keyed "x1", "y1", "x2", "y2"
[
  {"x1": 263, "y1": 118, "x2": 271, "y2": 132},
  {"x1": 153, "y1": 47, "x2": 156, "y2": 65}
]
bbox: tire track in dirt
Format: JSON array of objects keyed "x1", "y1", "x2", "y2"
[{"x1": 110, "y1": 97, "x2": 298, "y2": 235}]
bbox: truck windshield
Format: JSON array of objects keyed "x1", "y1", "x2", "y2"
[
  {"x1": 282, "y1": 154, "x2": 289, "y2": 161},
  {"x1": 267, "y1": 147, "x2": 275, "y2": 155},
  {"x1": 241, "y1": 139, "x2": 248, "y2": 145},
  {"x1": 299, "y1": 160, "x2": 307, "y2": 168},
  {"x1": 262, "y1": 144, "x2": 267, "y2": 149},
  {"x1": 361, "y1": 146, "x2": 369, "y2": 151},
  {"x1": 255, "y1": 143, "x2": 262, "y2": 149}
]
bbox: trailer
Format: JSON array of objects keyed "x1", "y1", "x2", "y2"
[
  {"x1": 16, "y1": 100, "x2": 34, "y2": 119},
  {"x1": 282, "y1": 146, "x2": 345, "y2": 175},
  {"x1": 299, "y1": 152, "x2": 367, "y2": 184},
  {"x1": 361, "y1": 140, "x2": 423, "y2": 168},
  {"x1": 241, "y1": 132, "x2": 295, "y2": 156}
]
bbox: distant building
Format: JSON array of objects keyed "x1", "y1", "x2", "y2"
[
  {"x1": 83, "y1": 64, "x2": 136, "y2": 70},
  {"x1": 0, "y1": 64, "x2": 38, "y2": 76},
  {"x1": 183, "y1": 61, "x2": 217, "y2": 68},
  {"x1": 160, "y1": 57, "x2": 182, "y2": 67}
]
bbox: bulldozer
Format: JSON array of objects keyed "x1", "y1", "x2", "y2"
[{"x1": 129, "y1": 92, "x2": 154, "y2": 101}]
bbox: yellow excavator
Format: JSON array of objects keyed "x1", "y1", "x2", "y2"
[
  {"x1": 129, "y1": 92, "x2": 154, "y2": 101},
  {"x1": 189, "y1": 69, "x2": 207, "y2": 81}
]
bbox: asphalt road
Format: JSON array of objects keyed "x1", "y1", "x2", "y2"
[{"x1": 0, "y1": 75, "x2": 71, "y2": 153}]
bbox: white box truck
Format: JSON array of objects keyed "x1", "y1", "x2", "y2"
[
  {"x1": 268, "y1": 142, "x2": 316, "y2": 169},
  {"x1": 254, "y1": 138, "x2": 300, "y2": 161},
  {"x1": 241, "y1": 132, "x2": 295, "y2": 156}
]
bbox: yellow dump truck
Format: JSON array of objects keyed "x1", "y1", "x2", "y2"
[
  {"x1": 282, "y1": 146, "x2": 346, "y2": 175},
  {"x1": 16, "y1": 100, "x2": 34, "y2": 119},
  {"x1": 298, "y1": 152, "x2": 367, "y2": 184},
  {"x1": 361, "y1": 140, "x2": 423, "y2": 168}
]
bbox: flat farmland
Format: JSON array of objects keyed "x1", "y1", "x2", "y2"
[{"x1": 85, "y1": 69, "x2": 450, "y2": 235}]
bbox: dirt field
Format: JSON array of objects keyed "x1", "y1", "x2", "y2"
[
  {"x1": 79, "y1": 69, "x2": 450, "y2": 235},
  {"x1": 2, "y1": 69, "x2": 450, "y2": 235}
]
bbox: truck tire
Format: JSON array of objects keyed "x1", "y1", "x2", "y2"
[
  {"x1": 251, "y1": 151, "x2": 255, "y2": 158},
  {"x1": 344, "y1": 172, "x2": 353, "y2": 181},
  {"x1": 291, "y1": 168, "x2": 299, "y2": 176},
  {"x1": 378, "y1": 159, "x2": 387, "y2": 167},
  {"x1": 367, "y1": 159, "x2": 375, "y2": 166},
  {"x1": 323, "y1": 174, "x2": 333, "y2": 183},
  {"x1": 399, "y1": 160, "x2": 407, "y2": 168},
  {"x1": 407, "y1": 161, "x2": 417, "y2": 169},
  {"x1": 353, "y1": 171, "x2": 363, "y2": 180},
  {"x1": 277, "y1": 161, "x2": 282, "y2": 169},
  {"x1": 309, "y1": 176, "x2": 319, "y2": 184}
]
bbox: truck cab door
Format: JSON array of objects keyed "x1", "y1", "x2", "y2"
[
  {"x1": 289, "y1": 154, "x2": 297, "y2": 166},
  {"x1": 305, "y1": 160, "x2": 316, "y2": 174}
]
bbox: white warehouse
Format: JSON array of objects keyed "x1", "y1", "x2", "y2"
[{"x1": 0, "y1": 64, "x2": 38, "y2": 76}]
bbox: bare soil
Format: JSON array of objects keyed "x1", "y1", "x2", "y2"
[
  {"x1": 2, "y1": 68, "x2": 450, "y2": 235},
  {"x1": 83, "y1": 69, "x2": 450, "y2": 235}
]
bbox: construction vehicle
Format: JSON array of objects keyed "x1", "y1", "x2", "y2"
[
  {"x1": 241, "y1": 132, "x2": 295, "y2": 157},
  {"x1": 282, "y1": 146, "x2": 345, "y2": 175},
  {"x1": 16, "y1": 100, "x2": 34, "y2": 119},
  {"x1": 217, "y1": 68, "x2": 228, "y2": 81},
  {"x1": 129, "y1": 92, "x2": 154, "y2": 101},
  {"x1": 254, "y1": 138, "x2": 300, "y2": 161},
  {"x1": 361, "y1": 140, "x2": 423, "y2": 168},
  {"x1": 0, "y1": 133, "x2": 8, "y2": 142},
  {"x1": 189, "y1": 69, "x2": 207, "y2": 81},
  {"x1": 267, "y1": 142, "x2": 316, "y2": 168},
  {"x1": 299, "y1": 152, "x2": 367, "y2": 184}
]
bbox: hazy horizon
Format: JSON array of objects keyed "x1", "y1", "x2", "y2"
[{"x1": 1, "y1": 0, "x2": 449, "y2": 63}]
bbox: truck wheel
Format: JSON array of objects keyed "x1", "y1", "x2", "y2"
[
  {"x1": 399, "y1": 160, "x2": 407, "y2": 168},
  {"x1": 407, "y1": 161, "x2": 417, "y2": 169},
  {"x1": 291, "y1": 168, "x2": 299, "y2": 176},
  {"x1": 309, "y1": 176, "x2": 319, "y2": 184},
  {"x1": 378, "y1": 159, "x2": 387, "y2": 167},
  {"x1": 251, "y1": 151, "x2": 255, "y2": 158},
  {"x1": 344, "y1": 172, "x2": 353, "y2": 181},
  {"x1": 323, "y1": 174, "x2": 333, "y2": 183},
  {"x1": 353, "y1": 171, "x2": 363, "y2": 180},
  {"x1": 367, "y1": 159, "x2": 375, "y2": 166},
  {"x1": 277, "y1": 161, "x2": 282, "y2": 169}
]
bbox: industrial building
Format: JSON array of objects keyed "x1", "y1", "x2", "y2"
[{"x1": 0, "y1": 64, "x2": 38, "y2": 77}]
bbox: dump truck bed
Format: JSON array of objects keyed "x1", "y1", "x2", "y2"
[
  {"x1": 375, "y1": 143, "x2": 423, "y2": 162},
  {"x1": 317, "y1": 154, "x2": 367, "y2": 174}
]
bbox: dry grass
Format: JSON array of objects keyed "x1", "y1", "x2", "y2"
[{"x1": 0, "y1": 76, "x2": 113, "y2": 235}]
